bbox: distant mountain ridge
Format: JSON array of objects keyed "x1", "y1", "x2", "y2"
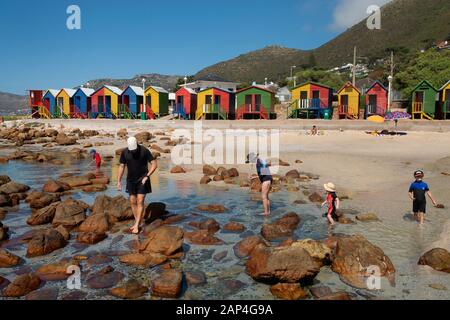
[
  {"x1": 0, "y1": 92, "x2": 28, "y2": 116},
  {"x1": 83, "y1": 73, "x2": 182, "y2": 91}
]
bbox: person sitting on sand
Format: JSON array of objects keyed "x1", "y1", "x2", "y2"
[
  {"x1": 322, "y1": 183, "x2": 340, "y2": 225},
  {"x1": 311, "y1": 125, "x2": 318, "y2": 136},
  {"x1": 247, "y1": 153, "x2": 273, "y2": 216},
  {"x1": 89, "y1": 149, "x2": 102, "y2": 169},
  {"x1": 409, "y1": 170, "x2": 438, "y2": 225},
  {"x1": 117, "y1": 137, "x2": 158, "y2": 234}
]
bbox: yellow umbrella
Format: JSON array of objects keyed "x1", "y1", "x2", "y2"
[{"x1": 367, "y1": 115, "x2": 385, "y2": 123}]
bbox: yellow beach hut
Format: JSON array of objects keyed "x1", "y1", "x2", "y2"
[
  {"x1": 55, "y1": 88, "x2": 76, "y2": 118},
  {"x1": 337, "y1": 82, "x2": 360, "y2": 119},
  {"x1": 91, "y1": 85, "x2": 123, "y2": 118},
  {"x1": 144, "y1": 86, "x2": 169, "y2": 117},
  {"x1": 439, "y1": 80, "x2": 450, "y2": 119}
]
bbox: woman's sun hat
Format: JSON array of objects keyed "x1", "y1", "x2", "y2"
[
  {"x1": 127, "y1": 137, "x2": 138, "y2": 151},
  {"x1": 324, "y1": 182, "x2": 336, "y2": 192}
]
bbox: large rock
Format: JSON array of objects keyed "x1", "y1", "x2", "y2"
[
  {"x1": 139, "y1": 226, "x2": 184, "y2": 256},
  {"x1": 86, "y1": 266, "x2": 125, "y2": 289},
  {"x1": 43, "y1": 179, "x2": 71, "y2": 193},
  {"x1": 35, "y1": 260, "x2": 77, "y2": 281},
  {"x1": 58, "y1": 176, "x2": 92, "y2": 188},
  {"x1": 77, "y1": 232, "x2": 107, "y2": 245},
  {"x1": 52, "y1": 198, "x2": 88, "y2": 228},
  {"x1": 135, "y1": 131, "x2": 152, "y2": 143},
  {"x1": 233, "y1": 236, "x2": 267, "y2": 258},
  {"x1": 185, "y1": 230, "x2": 224, "y2": 245},
  {"x1": 270, "y1": 283, "x2": 307, "y2": 300},
  {"x1": 203, "y1": 165, "x2": 217, "y2": 176},
  {"x1": 331, "y1": 235, "x2": 396, "y2": 289},
  {"x1": 0, "y1": 181, "x2": 30, "y2": 195},
  {"x1": 261, "y1": 213, "x2": 300, "y2": 241},
  {"x1": 27, "y1": 202, "x2": 60, "y2": 226},
  {"x1": 92, "y1": 195, "x2": 133, "y2": 223},
  {"x1": 119, "y1": 253, "x2": 168, "y2": 268},
  {"x1": 27, "y1": 229, "x2": 67, "y2": 257},
  {"x1": 26, "y1": 191, "x2": 60, "y2": 209},
  {"x1": 224, "y1": 222, "x2": 246, "y2": 233},
  {"x1": 194, "y1": 204, "x2": 227, "y2": 213},
  {"x1": 285, "y1": 170, "x2": 300, "y2": 179},
  {"x1": 200, "y1": 176, "x2": 212, "y2": 185},
  {"x1": 0, "y1": 194, "x2": 12, "y2": 207},
  {"x1": 2, "y1": 273, "x2": 41, "y2": 297},
  {"x1": 0, "y1": 222, "x2": 8, "y2": 241},
  {"x1": 79, "y1": 213, "x2": 110, "y2": 234},
  {"x1": 227, "y1": 168, "x2": 239, "y2": 178},
  {"x1": 185, "y1": 271, "x2": 207, "y2": 286},
  {"x1": 0, "y1": 248, "x2": 22, "y2": 268},
  {"x1": 0, "y1": 175, "x2": 11, "y2": 186},
  {"x1": 25, "y1": 287, "x2": 59, "y2": 300},
  {"x1": 291, "y1": 239, "x2": 332, "y2": 266},
  {"x1": 246, "y1": 244, "x2": 320, "y2": 283},
  {"x1": 110, "y1": 279, "x2": 148, "y2": 299},
  {"x1": 170, "y1": 166, "x2": 186, "y2": 174},
  {"x1": 188, "y1": 218, "x2": 220, "y2": 234},
  {"x1": 356, "y1": 213, "x2": 380, "y2": 222},
  {"x1": 151, "y1": 270, "x2": 182, "y2": 298},
  {"x1": 418, "y1": 248, "x2": 450, "y2": 273},
  {"x1": 308, "y1": 192, "x2": 324, "y2": 203},
  {"x1": 55, "y1": 133, "x2": 77, "y2": 146}
]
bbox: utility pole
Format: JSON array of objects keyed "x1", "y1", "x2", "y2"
[
  {"x1": 387, "y1": 51, "x2": 394, "y2": 112},
  {"x1": 352, "y1": 46, "x2": 357, "y2": 86}
]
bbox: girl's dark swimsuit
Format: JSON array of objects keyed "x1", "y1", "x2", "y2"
[{"x1": 256, "y1": 159, "x2": 273, "y2": 183}]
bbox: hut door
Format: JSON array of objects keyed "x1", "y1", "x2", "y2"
[
  {"x1": 105, "y1": 96, "x2": 111, "y2": 113},
  {"x1": 75, "y1": 96, "x2": 81, "y2": 109},
  {"x1": 98, "y1": 96, "x2": 104, "y2": 113},
  {"x1": 368, "y1": 95, "x2": 377, "y2": 114},
  {"x1": 312, "y1": 91, "x2": 320, "y2": 108},
  {"x1": 445, "y1": 90, "x2": 450, "y2": 101},
  {"x1": 415, "y1": 92, "x2": 424, "y2": 103},
  {"x1": 214, "y1": 95, "x2": 221, "y2": 112},
  {"x1": 255, "y1": 95, "x2": 262, "y2": 112},
  {"x1": 300, "y1": 91, "x2": 308, "y2": 108},
  {"x1": 341, "y1": 95, "x2": 348, "y2": 106},
  {"x1": 245, "y1": 95, "x2": 252, "y2": 109}
]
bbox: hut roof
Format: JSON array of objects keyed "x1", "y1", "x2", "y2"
[
  {"x1": 104, "y1": 85, "x2": 123, "y2": 95},
  {"x1": 126, "y1": 85, "x2": 144, "y2": 96},
  {"x1": 438, "y1": 80, "x2": 450, "y2": 91}
]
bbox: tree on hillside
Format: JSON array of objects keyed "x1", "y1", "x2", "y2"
[
  {"x1": 290, "y1": 69, "x2": 349, "y2": 90},
  {"x1": 173, "y1": 76, "x2": 195, "y2": 91}
]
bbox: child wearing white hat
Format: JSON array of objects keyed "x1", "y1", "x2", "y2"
[{"x1": 322, "y1": 182, "x2": 340, "y2": 225}]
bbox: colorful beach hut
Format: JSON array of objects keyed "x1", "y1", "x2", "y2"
[
  {"x1": 175, "y1": 87, "x2": 197, "y2": 120},
  {"x1": 235, "y1": 86, "x2": 275, "y2": 120},
  {"x1": 144, "y1": 86, "x2": 169, "y2": 118},
  {"x1": 120, "y1": 86, "x2": 143, "y2": 119},
  {"x1": 72, "y1": 88, "x2": 94, "y2": 119},
  {"x1": 289, "y1": 82, "x2": 333, "y2": 119},
  {"x1": 365, "y1": 80, "x2": 388, "y2": 118},
  {"x1": 438, "y1": 80, "x2": 450, "y2": 119},
  {"x1": 56, "y1": 88, "x2": 76, "y2": 118},
  {"x1": 90, "y1": 85, "x2": 123, "y2": 118},
  {"x1": 196, "y1": 87, "x2": 235, "y2": 120},
  {"x1": 337, "y1": 82, "x2": 360, "y2": 119},
  {"x1": 42, "y1": 90, "x2": 59, "y2": 118},
  {"x1": 28, "y1": 90, "x2": 46, "y2": 118},
  {"x1": 411, "y1": 80, "x2": 438, "y2": 120}
]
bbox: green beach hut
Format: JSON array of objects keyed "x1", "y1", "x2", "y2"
[
  {"x1": 236, "y1": 86, "x2": 275, "y2": 120},
  {"x1": 411, "y1": 80, "x2": 438, "y2": 120}
]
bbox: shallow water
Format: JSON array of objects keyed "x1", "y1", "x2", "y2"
[{"x1": 0, "y1": 150, "x2": 449, "y2": 300}]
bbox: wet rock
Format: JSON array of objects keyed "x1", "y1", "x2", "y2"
[
  {"x1": 0, "y1": 156, "x2": 9, "y2": 163},
  {"x1": 0, "y1": 181, "x2": 30, "y2": 195},
  {"x1": 27, "y1": 202, "x2": 59, "y2": 226},
  {"x1": 76, "y1": 232, "x2": 107, "y2": 245},
  {"x1": 213, "y1": 175, "x2": 223, "y2": 182},
  {"x1": 337, "y1": 216, "x2": 355, "y2": 224},
  {"x1": 55, "y1": 225, "x2": 70, "y2": 241},
  {"x1": 55, "y1": 133, "x2": 77, "y2": 145},
  {"x1": 61, "y1": 290, "x2": 87, "y2": 300},
  {"x1": 119, "y1": 253, "x2": 167, "y2": 267},
  {"x1": 0, "y1": 276, "x2": 10, "y2": 291},
  {"x1": 185, "y1": 271, "x2": 207, "y2": 286},
  {"x1": 86, "y1": 253, "x2": 113, "y2": 266},
  {"x1": 285, "y1": 170, "x2": 300, "y2": 179},
  {"x1": 151, "y1": 270, "x2": 182, "y2": 298},
  {"x1": 292, "y1": 199, "x2": 307, "y2": 205},
  {"x1": 246, "y1": 244, "x2": 320, "y2": 283},
  {"x1": 200, "y1": 176, "x2": 212, "y2": 185},
  {"x1": 270, "y1": 283, "x2": 307, "y2": 300},
  {"x1": 162, "y1": 214, "x2": 185, "y2": 225},
  {"x1": 194, "y1": 204, "x2": 227, "y2": 213},
  {"x1": 0, "y1": 222, "x2": 9, "y2": 241},
  {"x1": 218, "y1": 279, "x2": 247, "y2": 297},
  {"x1": 331, "y1": 235, "x2": 396, "y2": 289},
  {"x1": 35, "y1": 260, "x2": 77, "y2": 281},
  {"x1": 83, "y1": 130, "x2": 99, "y2": 137},
  {"x1": 82, "y1": 184, "x2": 107, "y2": 193},
  {"x1": 2, "y1": 273, "x2": 41, "y2": 297},
  {"x1": 233, "y1": 236, "x2": 268, "y2": 258},
  {"x1": 79, "y1": 213, "x2": 110, "y2": 234},
  {"x1": 223, "y1": 222, "x2": 246, "y2": 233},
  {"x1": 27, "y1": 229, "x2": 67, "y2": 257},
  {"x1": 58, "y1": 176, "x2": 92, "y2": 188},
  {"x1": 110, "y1": 279, "x2": 148, "y2": 299},
  {"x1": 418, "y1": 248, "x2": 450, "y2": 273},
  {"x1": 140, "y1": 226, "x2": 184, "y2": 256},
  {"x1": 213, "y1": 251, "x2": 228, "y2": 262},
  {"x1": 117, "y1": 129, "x2": 128, "y2": 139},
  {"x1": 356, "y1": 213, "x2": 380, "y2": 222},
  {"x1": 318, "y1": 291, "x2": 352, "y2": 300},
  {"x1": 89, "y1": 177, "x2": 110, "y2": 185},
  {"x1": 26, "y1": 191, "x2": 60, "y2": 209},
  {"x1": 92, "y1": 195, "x2": 133, "y2": 223},
  {"x1": 310, "y1": 285, "x2": 333, "y2": 299},
  {"x1": 185, "y1": 230, "x2": 224, "y2": 245},
  {"x1": 227, "y1": 168, "x2": 239, "y2": 178},
  {"x1": 188, "y1": 218, "x2": 220, "y2": 234},
  {"x1": 170, "y1": 166, "x2": 186, "y2": 174},
  {"x1": 429, "y1": 283, "x2": 447, "y2": 291},
  {"x1": 0, "y1": 248, "x2": 22, "y2": 268},
  {"x1": 291, "y1": 239, "x2": 332, "y2": 267},
  {"x1": 308, "y1": 192, "x2": 324, "y2": 203},
  {"x1": 250, "y1": 177, "x2": 262, "y2": 191},
  {"x1": 0, "y1": 194, "x2": 12, "y2": 207},
  {"x1": 43, "y1": 180, "x2": 71, "y2": 193},
  {"x1": 203, "y1": 165, "x2": 217, "y2": 176},
  {"x1": 86, "y1": 266, "x2": 125, "y2": 289},
  {"x1": 135, "y1": 131, "x2": 152, "y2": 143},
  {"x1": 52, "y1": 198, "x2": 88, "y2": 228},
  {"x1": 261, "y1": 213, "x2": 300, "y2": 241},
  {"x1": 0, "y1": 175, "x2": 11, "y2": 186}
]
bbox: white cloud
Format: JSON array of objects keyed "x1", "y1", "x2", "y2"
[{"x1": 330, "y1": 0, "x2": 393, "y2": 31}]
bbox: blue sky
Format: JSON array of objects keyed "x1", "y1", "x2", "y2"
[{"x1": 0, "y1": 0, "x2": 391, "y2": 94}]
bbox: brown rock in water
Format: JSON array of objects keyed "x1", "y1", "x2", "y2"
[
  {"x1": 77, "y1": 232, "x2": 107, "y2": 245},
  {"x1": 0, "y1": 222, "x2": 9, "y2": 241},
  {"x1": 228, "y1": 168, "x2": 239, "y2": 177},
  {"x1": 117, "y1": 129, "x2": 128, "y2": 139},
  {"x1": 92, "y1": 195, "x2": 133, "y2": 223},
  {"x1": 35, "y1": 260, "x2": 78, "y2": 281},
  {"x1": 26, "y1": 191, "x2": 60, "y2": 209},
  {"x1": 331, "y1": 235, "x2": 396, "y2": 289},
  {"x1": 86, "y1": 267, "x2": 125, "y2": 289},
  {"x1": 119, "y1": 253, "x2": 168, "y2": 267},
  {"x1": 0, "y1": 175, "x2": 11, "y2": 186},
  {"x1": 55, "y1": 133, "x2": 77, "y2": 146},
  {"x1": 0, "y1": 181, "x2": 30, "y2": 195},
  {"x1": 151, "y1": 270, "x2": 182, "y2": 298},
  {"x1": 185, "y1": 230, "x2": 224, "y2": 245},
  {"x1": 285, "y1": 170, "x2": 300, "y2": 179},
  {"x1": 194, "y1": 204, "x2": 227, "y2": 213},
  {"x1": 203, "y1": 165, "x2": 217, "y2": 176},
  {"x1": 337, "y1": 216, "x2": 355, "y2": 224},
  {"x1": 0, "y1": 194, "x2": 12, "y2": 207},
  {"x1": 43, "y1": 180, "x2": 71, "y2": 193},
  {"x1": 310, "y1": 285, "x2": 333, "y2": 299},
  {"x1": 261, "y1": 212, "x2": 300, "y2": 241},
  {"x1": 418, "y1": 248, "x2": 450, "y2": 273},
  {"x1": 213, "y1": 251, "x2": 228, "y2": 262},
  {"x1": 270, "y1": 283, "x2": 307, "y2": 300},
  {"x1": 110, "y1": 279, "x2": 148, "y2": 299},
  {"x1": 27, "y1": 202, "x2": 59, "y2": 226},
  {"x1": 318, "y1": 292, "x2": 352, "y2": 300},
  {"x1": 58, "y1": 176, "x2": 92, "y2": 188},
  {"x1": 79, "y1": 213, "x2": 110, "y2": 234},
  {"x1": 233, "y1": 236, "x2": 268, "y2": 258},
  {"x1": 170, "y1": 166, "x2": 186, "y2": 174},
  {"x1": 82, "y1": 184, "x2": 107, "y2": 193},
  {"x1": 246, "y1": 244, "x2": 320, "y2": 283},
  {"x1": 250, "y1": 177, "x2": 262, "y2": 192},
  {"x1": 52, "y1": 198, "x2": 88, "y2": 228},
  {"x1": 213, "y1": 175, "x2": 223, "y2": 182},
  {"x1": 140, "y1": 226, "x2": 184, "y2": 256},
  {"x1": 200, "y1": 175, "x2": 212, "y2": 185},
  {"x1": 0, "y1": 156, "x2": 9, "y2": 163},
  {"x1": 188, "y1": 218, "x2": 220, "y2": 234},
  {"x1": 83, "y1": 130, "x2": 99, "y2": 137},
  {"x1": 308, "y1": 192, "x2": 324, "y2": 203},
  {"x1": 185, "y1": 271, "x2": 207, "y2": 286},
  {"x1": 223, "y1": 222, "x2": 246, "y2": 233},
  {"x1": 27, "y1": 229, "x2": 67, "y2": 257},
  {"x1": 291, "y1": 239, "x2": 332, "y2": 267},
  {"x1": 54, "y1": 225, "x2": 70, "y2": 240},
  {"x1": 89, "y1": 177, "x2": 110, "y2": 185},
  {"x1": 2, "y1": 273, "x2": 41, "y2": 298},
  {"x1": 0, "y1": 248, "x2": 22, "y2": 268},
  {"x1": 356, "y1": 213, "x2": 380, "y2": 222},
  {"x1": 134, "y1": 131, "x2": 152, "y2": 143},
  {"x1": 25, "y1": 287, "x2": 59, "y2": 300}
]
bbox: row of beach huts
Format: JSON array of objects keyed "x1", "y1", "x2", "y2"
[{"x1": 28, "y1": 79, "x2": 450, "y2": 121}]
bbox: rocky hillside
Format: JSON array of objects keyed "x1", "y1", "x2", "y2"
[
  {"x1": 84, "y1": 73, "x2": 181, "y2": 92},
  {"x1": 0, "y1": 92, "x2": 28, "y2": 116}
]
